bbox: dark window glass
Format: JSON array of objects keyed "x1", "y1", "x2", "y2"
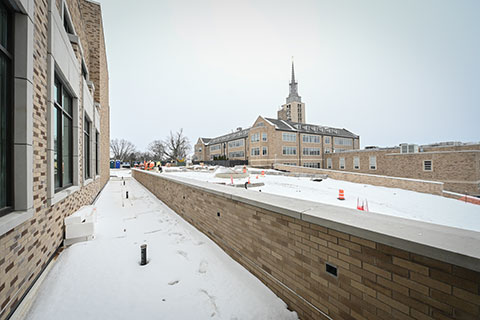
[
  {"x1": 63, "y1": 7, "x2": 73, "y2": 34},
  {"x1": 84, "y1": 117, "x2": 91, "y2": 179},
  {"x1": 54, "y1": 107, "x2": 61, "y2": 188},
  {"x1": 95, "y1": 131, "x2": 99, "y2": 176},
  {"x1": 0, "y1": 1, "x2": 12, "y2": 215},
  {"x1": 54, "y1": 76, "x2": 73, "y2": 191}
]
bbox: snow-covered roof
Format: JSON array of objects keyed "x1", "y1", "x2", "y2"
[
  {"x1": 264, "y1": 118, "x2": 359, "y2": 138},
  {"x1": 199, "y1": 137, "x2": 211, "y2": 144},
  {"x1": 206, "y1": 128, "x2": 250, "y2": 146}
]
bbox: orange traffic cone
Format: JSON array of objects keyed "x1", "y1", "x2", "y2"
[
  {"x1": 248, "y1": 177, "x2": 251, "y2": 184},
  {"x1": 256, "y1": 175, "x2": 259, "y2": 179},
  {"x1": 231, "y1": 175, "x2": 233, "y2": 185},
  {"x1": 338, "y1": 189, "x2": 345, "y2": 201},
  {"x1": 261, "y1": 170, "x2": 265, "y2": 176}
]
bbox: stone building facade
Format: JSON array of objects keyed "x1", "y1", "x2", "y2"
[
  {"x1": 0, "y1": 0, "x2": 109, "y2": 318},
  {"x1": 193, "y1": 62, "x2": 360, "y2": 165},
  {"x1": 324, "y1": 143, "x2": 480, "y2": 195}
]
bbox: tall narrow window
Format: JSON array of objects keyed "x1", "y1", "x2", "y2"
[
  {"x1": 353, "y1": 156, "x2": 360, "y2": 169},
  {"x1": 95, "y1": 131, "x2": 99, "y2": 176},
  {"x1": 0, "y1": 1, "x2": 12, "y2": 214},
  {"x1": 84, "y1": 117, "x2": 91, "y2": 179},
  {"x1": 369, "y1": 156, "x2": 377, "y2": 170},
  {"x1": 54, "y1": 77, "x2": 73, "y2": 191}
]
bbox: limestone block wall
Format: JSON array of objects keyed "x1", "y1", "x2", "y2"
[
  {"x1": 274, "y1": 164, "x2": 444, "y2": 196},
  {"x1": 324, "y1": 147, "x2": 480, "y2": 195},
  {"x1": 133, "y1": 169, "x2": 480, "y2": 320}
]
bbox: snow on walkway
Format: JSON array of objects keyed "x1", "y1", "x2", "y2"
[
  {"x1": 25, "y1": 171, "x2": 298, "y2": 320},
  {"x1": 165, "y1": 170, "x2": 480, "y2": 233}
]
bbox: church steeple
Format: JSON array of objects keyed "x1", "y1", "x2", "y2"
[{"x1": 287, "y1": 58, "x2": 301, "y2": 103}]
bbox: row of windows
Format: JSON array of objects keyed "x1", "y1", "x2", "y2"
[
  {"x1": 251, "y1": 147, "x2": 268, "y2": 156},
  {"x1": 327, "y1": 156, "x2": 377, "y2": 170},
  {"x1": 210, "y1": 144, "x2": 221, "y2": 152},
  {"x1": 334, "y1": 137, "x2": 353, "y2": 146},
  {"x1": 251, "y1": 132, "x2": 268, "y2": 142},
  {"x1": 282, "y1": 132, "x2": 296, "y2": 142},
  {"x1": 303, "y1": 163, "x2": 321, "y2": 168},
  {"x1": 283, "y1": 146, "x2": 297, "y2": 155},
  {"x1": 228, "y1": 139, "x2": 244, "y2": 148},
  {"x1": 302, "y1": 134, "x2": 320, "y2": 143},
  {"x1": 327, "y1": 157, "x2": 434, "y2": 172},
  {"x1": 1, "y1": 1, "x2": 101, "y2": 218},
  {"x1": 303, "y1": 147, "x2": 320, "y2": 156},
  {"x1": 228, "y1": 151, "x2": 245, "y2": 158}
]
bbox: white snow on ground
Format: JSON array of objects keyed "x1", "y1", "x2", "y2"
[
  {"x1": 165, "y1": 170, "x2": 480, "y2": 232},
  {"x1": 25, "y1": 171, "x2": 298, "y2": 320}
]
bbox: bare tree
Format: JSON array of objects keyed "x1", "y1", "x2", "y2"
[
  {"x1": 148, "y1": 140, "x2": 165, "y2": 161},
  {"x1": 110, "y1": 138, "x2": 136, "y2": 162},
  {"x1": 163, "y1": 129, "x2": 190, "y2": 161}
]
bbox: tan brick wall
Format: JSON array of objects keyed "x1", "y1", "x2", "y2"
[
  {"x1": 0, "y1": 1, "x2": 109, "y2": 318},
  {"x1": 324, "y1": 147, "x2": 480, "y2": 195},
  {"x1": 133, "y1": 170, "x2": 480, "y2": 320},
  {"x1": 274, "y1": 164, "x2": 445, "y2": 195}
]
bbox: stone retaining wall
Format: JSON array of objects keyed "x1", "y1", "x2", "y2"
[
  {"x1": 274, "y1": 164, "x2": 444, "y2": 196},
  {"x1": 133, "y1": 169, "x2": 480, "y2": 320}
]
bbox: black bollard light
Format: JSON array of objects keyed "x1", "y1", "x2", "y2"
[
  {"x1": 140, "y1": 244, "x2": 147, "y2": 266},
  {"x1": 123, "y1": 181, "x2": 125, "y2": 186},
  {"x1": 126, "y1": 191, "x2": 129, "y2": 199}
]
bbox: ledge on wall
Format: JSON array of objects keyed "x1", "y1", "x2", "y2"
[{"x1": 132, "y1": 169, "x2": 480, "y2": 272}]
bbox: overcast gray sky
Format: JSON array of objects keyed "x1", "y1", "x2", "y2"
[{"x1": 97, "y1": 0, "x2": 480, "y2": 152}]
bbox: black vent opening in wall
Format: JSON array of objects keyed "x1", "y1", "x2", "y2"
[
  {"x1": 217, "y1": 212, "x2": 220, "y2": 217},
  {"x1": 326, "y1": 263, "x2": 338, "y2": 277}
]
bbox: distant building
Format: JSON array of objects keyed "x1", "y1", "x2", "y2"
[
  {"x1": 0, "y1": 0, "x2": 109, "y2": 318},
  {"x1": 193, "y1": 61, "x2": 360, "y2": 166},
  {"x1": 324, "y1": 142, "x2": 480, "y2": 195}
]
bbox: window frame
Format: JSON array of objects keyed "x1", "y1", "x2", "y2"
[
  {"x1": 282, "y1": 132, "x2": 296, "y2": 142},
  {"x1": 282, "y1": 146, "x2": 297, "y2": 155},
  {"x1": 369, "y1": 156, "x2": 377, "y2": 170},
  {"x1": 0, "y1": 1, "x2": 13, "y2": 216},
  {"x1": 251, "y1": 147, "x2": 260, "y2": 156},
  {"x1": 339, "y1": 157, "x2": 345, "y2": 169},
  {"x1": 423, "y1": 160, "x2": 432, "y2": 172},
  {"x1": 54, "y1": 76, "x2": 74, "y2": 192},
  {"x1": 95, "y1": 130, "x2": 99, "y2": 176},
  {"x1": 327, "y1": 158, "x2": 332, "y2": 169},
  {"x1": 353, "y1": 156, "x2": 360, "y2": 170}
]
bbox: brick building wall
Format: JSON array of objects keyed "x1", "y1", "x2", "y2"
[
  {"x1": 133, "y1": 170, "x2": 480, "y2": 320},
  {"x1": 0, "y1": 0, "x2": 109, "y2": 318},
  {"x1": 324, "y1": 145, "x2": 480, "y2": 195},
  {"x1": 274, "y1": 164, "x2": 445, "y2": 195}
]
